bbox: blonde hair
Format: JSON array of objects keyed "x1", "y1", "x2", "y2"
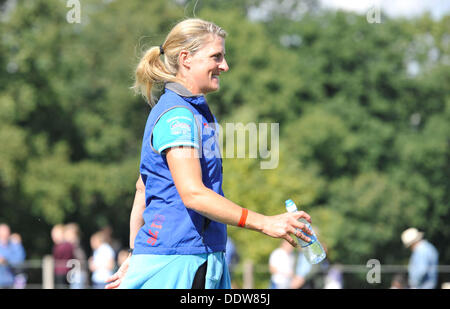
[{"x1": 133, "y1": 18, "x2": 227, "y2": 106}]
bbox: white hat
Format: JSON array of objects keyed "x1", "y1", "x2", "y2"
[{"x1": 401, "y1": 228, "x2": 424, "y2": 248}]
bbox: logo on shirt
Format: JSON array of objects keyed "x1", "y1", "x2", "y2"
[
  {"x1": 170, "y1": 120, "x2": 191, "y2": 136},
  {"x1": 147, "y1": 214, "x2": 165, "y2": 246}
]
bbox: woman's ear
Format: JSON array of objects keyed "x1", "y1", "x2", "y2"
[{"x1": 179, "y1": 50, "x2": 192, "y2": 69}]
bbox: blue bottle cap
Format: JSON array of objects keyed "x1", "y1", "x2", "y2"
[{"x1": 285, "y1": 199, "x2": 297, "y2": 212}]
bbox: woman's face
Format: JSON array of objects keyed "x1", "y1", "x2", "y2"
[{"x1": 182, "y1": 35, "x2": 229, "y2": 95}]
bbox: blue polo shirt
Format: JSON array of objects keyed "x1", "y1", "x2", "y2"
[{"x1": 134, "y1": 82, "x2": 227, "y2": 256}]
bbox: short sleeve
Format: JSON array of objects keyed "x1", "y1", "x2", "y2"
[{"x1": 152, "y1": 107, "x2": 200, "y2": 154}]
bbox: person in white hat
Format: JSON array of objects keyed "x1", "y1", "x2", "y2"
[{"x1": 401, "y1": 228, "x2": 438, "y2": 289}]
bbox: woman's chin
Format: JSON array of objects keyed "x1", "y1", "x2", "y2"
[{"x1": 203, "y1": 83, "x2": 220, "y2": 94}]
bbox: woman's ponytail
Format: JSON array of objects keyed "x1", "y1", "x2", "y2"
[{"x1": 133, "y1": 45, "x2": 176, "y2": 106}]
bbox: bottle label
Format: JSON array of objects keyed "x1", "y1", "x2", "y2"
[
  {"x1": 299, "y1": 233, "x2": 317, "y2": 247},
  {"x1": 297, "y1": 221, "x2": 317, "y2": 247}
]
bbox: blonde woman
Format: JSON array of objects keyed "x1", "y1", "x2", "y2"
[{"x1": 105, "y1": 18, "x2": 313, "y2": 289}]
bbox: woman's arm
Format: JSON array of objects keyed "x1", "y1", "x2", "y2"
[
  {"x1": 166, "y1": 146, "x2": 313, "y2": 247},
  {"x1": 105, "y1": 175, "x2": 146, "y2": 289},
  {"x1": 129, "y1": 175, "x2": 146, "y2": 249}
]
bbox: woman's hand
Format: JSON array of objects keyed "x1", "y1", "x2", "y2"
[
  {"x1": 261, "y1": 211, "x2": 313, "y2": 247},
  {"x1": 104, "y1": 254, "x2": 131, "y2": 289}
]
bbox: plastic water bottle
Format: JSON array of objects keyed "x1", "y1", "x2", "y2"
[{"x1": 285, "y1": 199, "x2": 326, "y2": 264}]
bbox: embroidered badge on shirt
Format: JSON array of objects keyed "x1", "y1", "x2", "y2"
[{"x1": 169, "y1": 118, "x2": 192, "y2": 136}]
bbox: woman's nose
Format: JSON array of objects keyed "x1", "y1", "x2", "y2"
[{"x1": 220, "y1": 58, "x2": 229, "y2": 72}]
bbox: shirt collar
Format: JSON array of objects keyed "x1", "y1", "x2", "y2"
[
  {"x1": 165, "y1": 82, "x2": 198, "y2": 97},
  {"x1": 165, "y1": 82, "x2": 206, "y2": 105}
]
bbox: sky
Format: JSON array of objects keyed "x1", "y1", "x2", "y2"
[{"x1": 320, "y1": 0, "x2": 450, "y2": 19}]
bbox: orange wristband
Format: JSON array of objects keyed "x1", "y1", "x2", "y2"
[{"x1": 238, "y1": 208, "x2": 248, "y2": 228}]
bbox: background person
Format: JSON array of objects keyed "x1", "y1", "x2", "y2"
[
  {"x1": 10, "y1": 233, "x2": 27, "y2": 289},
  {"x1": 89, "y1": 230, "x2": 115, "y2": 289},
  {"x1": 0, "y1": 224, "x2": 25, "y2": 289},
  {"x1": 401, "y1": 227, "x2": 439, "y2": 289},
  {"x1": 64, "y1": 223, "x2": 88, "y2": 289},
  {"x1": 51, "y1": 224, "x2": 74, "y2": 288},
  {"x1": 323, "y1": 264, "x2": 343, "y2": 289},
  {"x1": 269, "y1": 240, "x2": 295, "y2": 289}
]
